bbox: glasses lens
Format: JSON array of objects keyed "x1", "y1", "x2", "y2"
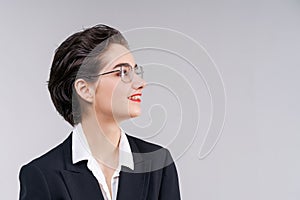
[
  {"x1": 134, "y1": 65, "x2": 144, "y2": 78},
  {"x1": 120, "y1": 64, "x2": 144, "y2": 83},
  {"x1": 121, "y1": 65, "x2": 133, "y2": 83}
]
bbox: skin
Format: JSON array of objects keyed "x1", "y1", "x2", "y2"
[{"x1": 74, "y1": 43, "x2": 146, "y2": 197}]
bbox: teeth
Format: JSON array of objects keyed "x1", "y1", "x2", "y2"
[{"x1": 129, "y1": 95, "x2": 141, "y2": 100}]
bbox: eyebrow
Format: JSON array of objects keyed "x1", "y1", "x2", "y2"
[{"x1": 112, "y1": 62, "x2": 132, "y2": 69}]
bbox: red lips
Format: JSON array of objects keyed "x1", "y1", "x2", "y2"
[{"x1": 128, "y1": 93, "x2": 142, "y2": 102}]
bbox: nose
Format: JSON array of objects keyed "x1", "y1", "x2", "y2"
[{"x1": 131, "y1": 74, "x2": 146, "y2": 90}]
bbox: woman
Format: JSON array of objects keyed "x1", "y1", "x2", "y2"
[{"x1": 19, "y1": 24, "x2": 181, "y2": 200}]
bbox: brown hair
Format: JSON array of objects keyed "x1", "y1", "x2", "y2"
[{"x1": 47, "y1": 24, "x2": 128, "y2": 126}]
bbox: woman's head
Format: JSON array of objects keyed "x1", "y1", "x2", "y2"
[{"x1": 48, "y1": 24, "x2": 145, "y2": 127}]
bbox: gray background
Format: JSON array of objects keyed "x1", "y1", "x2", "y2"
[{"x1": 1, "y1": 0, "x2": 300, "y2": 199}]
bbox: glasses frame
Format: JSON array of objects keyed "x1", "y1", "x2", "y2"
[{"x1": 87, "y1": 63, "x2": 144, "y2": 83}]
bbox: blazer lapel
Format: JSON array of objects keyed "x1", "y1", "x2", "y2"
[
  {"x1": 117, "y1": 135, "x2": 152, "y2": 200},
  {"x1": 60, "y1": 133, "x2": 104, "y2": 200},
  {"x1": 59, "y1": 132, "x2": 152, "y2": 200}
]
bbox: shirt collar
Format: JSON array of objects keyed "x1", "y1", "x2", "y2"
[{"x1": 72, "y1": 123, "x2": 134, "y2": 170}]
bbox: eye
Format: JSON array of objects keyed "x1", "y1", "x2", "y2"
[
  {"x1": 121, "y1": 66, "x2": 131, "y2": 75},
  {"x1": 116, "y1": 71, "x2": 122, "y2": 76}
]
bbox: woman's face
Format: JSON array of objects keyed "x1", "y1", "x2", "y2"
[{"x1": 93, "y1": 44, "x2": 146, "y2": 122}]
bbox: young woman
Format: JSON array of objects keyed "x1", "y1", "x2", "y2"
[{"x1": 19, "y1": 24, "x2": 181, "y2": 200}]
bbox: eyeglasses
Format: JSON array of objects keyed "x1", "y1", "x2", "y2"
[{"x1": 88, "y1": 63, "x2": 144, "y2": 83}]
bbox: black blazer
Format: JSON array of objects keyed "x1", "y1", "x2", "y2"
[{"x1": 19, "y1": 132, "x2": 181, "y2": 200}]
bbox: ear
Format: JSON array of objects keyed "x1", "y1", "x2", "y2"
[{"x1": 74, "y1": 79, "x2": 95, "y2": 103}]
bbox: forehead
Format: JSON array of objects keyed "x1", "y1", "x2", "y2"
[{"x1": 101, "y1": 43, "x2": 135, "y2": 70}]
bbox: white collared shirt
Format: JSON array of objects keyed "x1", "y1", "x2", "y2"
[{"x1": 72, "y1": 123, "x2": 134, "y2": 200}]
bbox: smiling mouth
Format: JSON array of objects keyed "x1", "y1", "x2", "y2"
[{"x1": 128, "y1": 93, "x2": 142, "y2": 102}]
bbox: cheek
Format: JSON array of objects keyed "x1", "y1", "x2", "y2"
[
  {"x1": 111, "y1": 83, "x2": 130, "y2": 105},
  {"x1": 94, "y1": 80, "x2": 129, "y2": 112},
  {"x1": 94, "y1": 80, "x2": 116, "y2": 111},
  {"x1": 110, "y1": 83, "x2": 134, "y2": 118}
]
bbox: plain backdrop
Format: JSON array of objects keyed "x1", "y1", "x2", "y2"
[{"x1": 1, "y1": 0, "x2": 300, "y2": 199}]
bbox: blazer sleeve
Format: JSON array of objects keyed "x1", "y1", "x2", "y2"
[
  {"x1": 158, "y1": 149, "x2": 181, "y2": 200},
  {"x1": 19, "y1": 164, "x2": 51, "y2": 200}
]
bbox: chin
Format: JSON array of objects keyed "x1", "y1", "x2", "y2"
[
  {"x1": 114, "y1": 109, "x2": 141, "y2": 121},
  {"x1": 129, "y1": 109, "x2": 141, "y2": 118}
]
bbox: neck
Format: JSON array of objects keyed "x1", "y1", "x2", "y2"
[{"x1": 80, "y1": 113, "x2": 121, "y2": 168}]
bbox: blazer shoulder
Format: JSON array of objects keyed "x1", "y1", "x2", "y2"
[
  {"x1": 126, "y1": 134, "x2": 174, "y2": 162},
  {"x1": 126, "y1": 134, "x2": 177, "y2": 174},
  {"x1": 126, "y1": 134, "x2": 166, "y2": 153},
  {"x1": 21, "y1": 133, "x2": 72, "y2": 170}
]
